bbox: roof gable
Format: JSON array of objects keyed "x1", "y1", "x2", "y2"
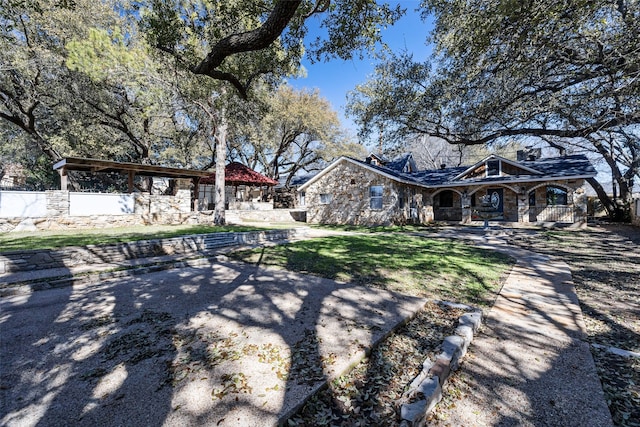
[
  {"x1": 452, "y1": 155, "x2": 543, "y2": 181},
  {"x1": 385, "y1": 153, "x2": 418, "y2": 173}
]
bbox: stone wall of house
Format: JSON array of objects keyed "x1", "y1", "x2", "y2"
[
  {"x1": 503, "y1": 189, "x2": 519, "y2": 222},
  {"x1": 305, "y1": 162, "x2": 417, "y2": 225}
]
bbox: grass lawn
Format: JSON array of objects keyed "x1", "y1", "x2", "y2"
[
  {"x1": 231, "y1": 233, "x2": 514, "y2": 307},
  {"x1": 0, "y1": 224, "x2": 266, "y2": 253}
]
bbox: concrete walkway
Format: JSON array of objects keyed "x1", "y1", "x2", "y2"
[{"x1": 427, "y1": 230, "x2": 614, "y2": 427}]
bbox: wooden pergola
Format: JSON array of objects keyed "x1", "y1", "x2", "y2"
[{"x1": 53, "y1": 157, "x2": 211, "y2": 192}]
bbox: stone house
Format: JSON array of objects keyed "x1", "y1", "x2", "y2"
[{"x1": 298, "y1": 152, "x2": 596, "y2": 226}]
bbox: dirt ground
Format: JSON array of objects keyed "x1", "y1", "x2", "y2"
[{"x1": 506, "y1": 224, "x2": 640, "y2": 427}]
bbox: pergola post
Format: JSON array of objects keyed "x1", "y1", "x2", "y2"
[
  {"x1": 58, "y1": 168, "x2": 68, "y2": 191},
  {"x1": 192, "y1": 177, "x2": 200, "y2": 211}
]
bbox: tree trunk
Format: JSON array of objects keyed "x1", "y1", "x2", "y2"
[
  {"x1": 587, "y1": 177, "x2": 630, "y2": 222},
  {"x1": 214, "y1": 108, "x2": 227, "y2": 226}
]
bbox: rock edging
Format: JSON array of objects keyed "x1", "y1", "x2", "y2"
[{"x1": 398, "y1": 301, "x2": 483, "y2": 427}]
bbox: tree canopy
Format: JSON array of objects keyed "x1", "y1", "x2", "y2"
[
  {"x1": 140, "y1": 0, "x2": 404, "y2": 98},
  {"x1": 3, "y1": 0, "x2": 395, "y2": 192},
  {"x1": 348, "y1": 0, "x2": 640, "y2": 220}
]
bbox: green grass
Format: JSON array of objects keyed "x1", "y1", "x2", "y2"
[
  {"x1": 230, "y1": 234, "x2": 514, "y2": 307},
  {"x1": 0, "y1": 224, "x2": 266, "y2": 252}
]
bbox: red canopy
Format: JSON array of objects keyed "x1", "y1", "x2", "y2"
[{"x1": 200, "y1": 162, "x2": 278, "y2": 186}]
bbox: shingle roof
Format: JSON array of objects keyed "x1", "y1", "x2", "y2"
[
  {"x1": 384, "y1": 153, "x2": 416, "y2": 172},
  {"x1": 200, "y1": 162, "x2": 278, "y2": 186},
  {"x1": 299, "y1": 154, "x2": 596, "y2": 192},
  {"x1": 276, "y1": 173, "x2": 317, "y2": 189},
  {"x1": 524, "y1": 154, "x2": 596, "y2": 177},
  {"x1": 350, "y1": 154, "x2": 595, "y2": 188}
]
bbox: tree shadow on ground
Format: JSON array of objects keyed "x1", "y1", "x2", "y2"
[{"x1": 0, "y1": 252, "x2": 422, "y2": 426}]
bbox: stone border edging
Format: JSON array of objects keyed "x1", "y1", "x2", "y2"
[
  {"x1": 591, "y1": 343, "x2": 640, "y2": 359},
  {"x1": 398, "y1": 301, "x2": 483, "y2": 427}
]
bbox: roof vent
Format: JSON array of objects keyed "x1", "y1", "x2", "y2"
[{"x1": 440, "y1": 164, "x2": 446, "y2": 169}]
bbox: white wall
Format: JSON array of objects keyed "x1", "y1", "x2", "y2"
[
  {"x1": 0, "y1": 191, "x2": 48, "y2": 218},
  {"x1": 69, "y1": 192, "x2": 134, "y2": 216}
]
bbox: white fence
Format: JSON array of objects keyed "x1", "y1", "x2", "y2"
[
  {"x1": 69, "y1": 193, "x2": 134, "y2": 216},
  {"x1": 0, "y1": 191, "x2": 48, "y2": 218}
]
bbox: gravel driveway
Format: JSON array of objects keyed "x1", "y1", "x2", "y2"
[{"x1": 0, "y1": 255, "x2": 426, "y2": 427}]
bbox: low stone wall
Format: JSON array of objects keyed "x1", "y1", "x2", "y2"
[
  {"x1": 0, "y1": 212, "x2": 203, "y2": 232},
  {"x1": 0, "y1": 208, "x2": 307, "y2": 233},
  {"x1": 0, "y1": 229, "x2": 299, "y2": 275}
]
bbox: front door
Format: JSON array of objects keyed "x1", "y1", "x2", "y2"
[{"x1": 487, "y1": 188, "x2": 504, "y2": 220}]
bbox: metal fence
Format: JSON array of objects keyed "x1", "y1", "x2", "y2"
[{"x1": 530, "y1": 205, "x2": 574, "y2": 223}]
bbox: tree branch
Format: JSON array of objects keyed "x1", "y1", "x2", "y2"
[{"x1": 192, "y1": 1, "x2": 302, "y2": 76}]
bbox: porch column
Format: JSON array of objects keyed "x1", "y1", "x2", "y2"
[
  {"x1": 518, "y1": 188, "x2": 530, "y2": 223},
  {"x1": 461, "y1": 191, "x2": 472, "y2": 224}
]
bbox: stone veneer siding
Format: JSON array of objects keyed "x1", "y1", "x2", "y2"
[
  {"x1": 306, "y1": 162, "x2": 429, "y2": 225},
  {"x1": 304, "y1": 161, "x2": 590, "y2": 226}
]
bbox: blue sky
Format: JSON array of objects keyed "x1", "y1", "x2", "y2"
[{"x1": 288, "y1": 6, "x2": 433, "y2": 141}]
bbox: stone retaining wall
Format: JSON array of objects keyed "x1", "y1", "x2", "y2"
[{"x1": 0, "y1": 229, "x2": 298, "y2": 275}]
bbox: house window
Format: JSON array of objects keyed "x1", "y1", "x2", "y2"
[
  {"x1": 546, "y1": 186, "x2": 568, "y2": 205},
  {"x1": 299, "y1": 191, "x2": 306, "y2": 206},
  {"x1": 370, "y1": 185, "x2": 383, "y2": 209},
  {"x1": 399, "y1": 188, "x2": 405, "y2": 209},
  {"x1": 319, "y1": 193, "x2": 332, "y2": 204},
  {"x1": 486, "y1": 160, "x2": 500, "y2": 177},
  {"x1": 439, "y1": 190, "x2": 454, "y2": 207}
]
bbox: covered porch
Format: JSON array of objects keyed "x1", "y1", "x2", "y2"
[{"x1": 431, "y1": 182, "x2": 587, "y2": 225}]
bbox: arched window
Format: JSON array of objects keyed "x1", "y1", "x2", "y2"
[{"x1": 546, "y1": 186, "x2": 568, "y2": 205}]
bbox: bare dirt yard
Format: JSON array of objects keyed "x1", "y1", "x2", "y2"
[{"x1": 505, "y1": 224, "x2": 640, "y2": 427}]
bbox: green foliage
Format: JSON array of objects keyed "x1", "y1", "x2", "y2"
[
  {"x1": 66, "y1": 27, "x2": 144, "y2": 82},
  {"x1": 229, "y1": 84, "x2": 366, "y2": 181},
  {"x1": 2, "y1": 0, "x2": 404, "y2": 190}
]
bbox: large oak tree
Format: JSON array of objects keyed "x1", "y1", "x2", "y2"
[
  {"x1": 348, "y1": 0, "x2": 640, "y2": 220},
  {"x1": 140, "y1": 0, "x2": 404, "y2": 223}
]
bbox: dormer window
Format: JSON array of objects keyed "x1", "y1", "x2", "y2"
[{"x1": 486, "y1": 159, "x2": 500, "y2": 177}]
